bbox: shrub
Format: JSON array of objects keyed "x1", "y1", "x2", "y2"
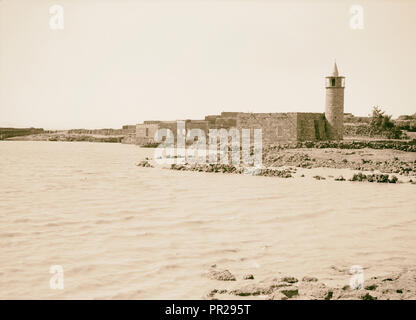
[{"x1": 369, "y1": 106, "x2": 404, "y2": 139}]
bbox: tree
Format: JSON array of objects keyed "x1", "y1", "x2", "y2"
[{"x1": 369, "y1": 106, "x2": 403, "y2": 139}]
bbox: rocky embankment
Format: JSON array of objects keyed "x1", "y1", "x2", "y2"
[
  {"x1": 137, "y1": 160, "x2": 295, "y2": 178},
  {"x1": 136, "y1": 142, "x2": 416, "y2": 184},
  {"x1": 170, "y1": 163, "x2": 295, "y2": 178},
  {"x1": 137, "y1": 148, "x2": 416, "y2": 183},
  {"x1": 262, "y1": 148, "x2": 416, "y2": 177},
  {"x1": 272, "y1": 140, "x2": 416, "y2": 152},
  {"x1": 204, "y1": 267, "x2": 416, "y2": 300}
]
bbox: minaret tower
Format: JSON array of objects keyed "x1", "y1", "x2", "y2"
[{"x1": 325, "y1": 61, "x2": 345, "y2": 140}]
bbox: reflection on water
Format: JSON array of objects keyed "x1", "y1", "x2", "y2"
[{"x1": 0, "y1": 141, "x2": 415, "y2": 299}]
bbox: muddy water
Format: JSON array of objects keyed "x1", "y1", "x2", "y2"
[{"x1": 0, "y1": 141, "x2": 415, "y2": 299}]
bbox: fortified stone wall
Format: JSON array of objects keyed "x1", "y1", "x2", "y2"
[
  {"x1": 204, "y1": 113, "x2": 241, "y2": 129},
  {"x1": 136, "y1": 123, "x2": 159, "y2": 145},
  {"x1": 297, "y1": 113, "x2": 327, "y2": 141},
  {"x1": 122, "y1": 125, "x2": 136, "y2": 134},
  {"x1": 213, "y1": 117, "x2": 237, "y2": 129},
  {"x1": 158, "y1": 121, "x2": 178, "y2": 137},
  {"x1": 221, "y1": 112, "x2": 240, "y2": 118},
  {"x1": 237, "y1": 113, "x2": 298, "y2": 145},
  {"x1": 204, "y1": 115, "x2": 220, "y2": 126},
  {"x1": 143, "y1": 120, "x2": 161, "y2": 124},
  {"x1": 135, "y1": 110, "x2": 340, "y2": 146},
  {"x1": 136, "y1": 120, "x2": 210, "y2": 145},
  {"x1": 186, "y1": 120, "x2": 209, "y2": 135}
]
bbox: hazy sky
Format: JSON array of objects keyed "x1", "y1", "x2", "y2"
[{"x1": 1, "y1": 0, "x2": 415, "y2": 129}]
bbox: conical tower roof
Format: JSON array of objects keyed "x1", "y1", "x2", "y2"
[{"x1": 331, "y1": 61, "x2": 339, "y2": 76}]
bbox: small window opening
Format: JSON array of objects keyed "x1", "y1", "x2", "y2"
[{"x1": 331, "y1": 78, "x2": 336, "y2": 87}]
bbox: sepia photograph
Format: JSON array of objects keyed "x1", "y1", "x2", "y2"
[{"x1": 1, "y1": 0, "x2": 415, "y2": 312}]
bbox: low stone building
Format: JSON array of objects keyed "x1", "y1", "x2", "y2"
[
  {"x1": 135, "y1": 122, "x2": 160, "y2": 145},
  {"x1": 122, "y1": 125, "x2": 136, "y2": 135},
  {"x1": 236, "y1": 112, "x2": 327, "y2": 144},
  {"x1": 134, "y1": 62, "x2": 346, "y2": 146}
]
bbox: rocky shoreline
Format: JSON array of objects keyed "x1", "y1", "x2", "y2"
[
  {"x1": 262, "y1": 148, "x2": 416, "y2": 176},
  {"x1": 137, "y1": 145, "x2": 416, "y2": 184},
  {"x1": 267, "y1": 140, "x2": 416, "y2": 153},
  {"x1": 169, "y1": 163, "x2": 295, "y2": 178},
  {"x1": 6, "y1": 133, "x2": 124, "y2": 143},
  {"x1": 204, "y1": 267, "x2": 416, "y2": 300}
]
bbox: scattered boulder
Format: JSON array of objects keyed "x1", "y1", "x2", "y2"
[
  {"x1": 281, "y1": 276, "x2": 298, "y2": 284},
  {"x1": 229, "y1": 283, "x2": 274, "y2": 297},
  {"x1": 302, "y1": 276, "x2": 318, "y2": 282},
  {"x1": 350, "y1": 173, "x2": 394, "y2": 183},
  {"x1": 389, "y1": 175, "x2": 398, "y2": 183},
  {"x1": 361, "y1": 293, "x2": 377, "y2": 300},
  {"x1": 206, "y1": 268, "x2": 416, "y2": 300},
  {"x1": 324, "y1": 291, "x2": 333, "y2": 300},
  {"x1": 365, "y1": 284, "x2": 377, "y2": 291},
  {"x1": 136, "y1": 159, "x2": 153, "y2": 168},
  {"x1": 169, "y1": 163, "x2": 294, "y2": 178},
  {"x1": 280, "y1": 289, "x2": 299, "y2": 299},
  {"x1": 207, "y1": 269, "x2": 236, "y2": 281},
  {"x1": 268, "y1": 291, "x2": 288, "y2": 300}
]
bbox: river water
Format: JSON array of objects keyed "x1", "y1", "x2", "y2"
[{"x1": 0, "y1": 141, "x2": 415, "y2": 299}]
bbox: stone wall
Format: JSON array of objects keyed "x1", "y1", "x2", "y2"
[
  {"x1": 297, "y1": 113, "x2": 327, "y2": 141},
  {"x1": 213, "y1": 117, "x2": 237, "y2": 129},
  {"x1": 158, "y1": 121, "x2": 178, "y2": 137},
  {"x1": 136, "y1": 123, "x2": 159, "y2": 145},
  {"x1": 143, "y1": 120, "x2": 162, "y2": 124},
  {"x1": 122, "y1": 125, "x2": 136, "y2": 135},
  {"x1": 205, "y1": 113, "x2": 240, "y2": 129},
  {"x1": 186, "y1": 120, "x2": 209, "y2": 135},
  {"x1": 237, "y1": 113, "x2": 298, "y2": 145},
  {"x1": 136, "y1": 121, "x2": 210, "y2": 145},
  {"x1": 221, "y1": 112, "x2": 240, "y2": 118},
  {"x1": 135, "y1": 110, "x2": 340, "y2": 146},
  {"x1": 236, "y1": 113, "x2": 329, "y2": 145}
]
